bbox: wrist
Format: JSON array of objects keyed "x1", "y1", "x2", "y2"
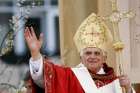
[{"x1": 31, "y1": 52, "x2": 42, "y2": 61}]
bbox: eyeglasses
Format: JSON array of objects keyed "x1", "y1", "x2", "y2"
[{"x1": 84, "y1": 51, "x2": 102, "y2": 56}]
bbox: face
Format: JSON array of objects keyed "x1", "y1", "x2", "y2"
[{"x1": 81, "y1": 47, "x2": 105, "y2": 73}]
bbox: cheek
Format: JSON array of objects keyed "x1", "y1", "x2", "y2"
[
  {"x1": 81, "y1": 56, "x2": 88, "y2": 61},
  {"x1": 88, "y1": 60, "x2": 103, "y2": 67},
  {"x1": 81, "y1": 59, "x2": 87, "y2": 65},
  {"x1": 81, "y1": 57, "x2": 89, "y2": 65}
]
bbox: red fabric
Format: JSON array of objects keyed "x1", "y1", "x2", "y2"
[
  {"x1": 30, "y1": 58, "x2": 118, "y2": 93},
  {"x1": 30, "y1": 77, "x2": 45, "y2": 93},
  {"x1": 90, "y1": 63, "x2": 117, "y2": 88},
  {"x1": 31, "y1": 58, "x2": 84, "y2": 93}
]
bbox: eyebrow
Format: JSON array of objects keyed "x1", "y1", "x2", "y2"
[{"x1": 84, "y1": 50, "x2": 102, "y2": 54}]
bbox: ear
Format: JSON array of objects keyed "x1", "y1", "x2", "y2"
[{"x1": 80, "y1": 56, "x2": 84, "y2": 64}]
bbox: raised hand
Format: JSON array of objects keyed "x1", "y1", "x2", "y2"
[{"x1": 24, "y1": 27, "x2": 43, "y2": 60}]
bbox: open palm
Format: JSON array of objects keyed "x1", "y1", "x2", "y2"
[{"x1": 24, "y1": 27, "x2": 43, "y2": 58}]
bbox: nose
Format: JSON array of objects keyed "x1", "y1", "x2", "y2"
[
  {"x1": 87, "y1": 54, "x2": 97, "y2": 60},
  {"x1": 90, "y1": 52, "x2": 98, "y2": 57}
]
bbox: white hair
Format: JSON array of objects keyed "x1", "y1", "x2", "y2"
[{"x1": 80, "y1": 49, "x2": 84, "y2": 57}]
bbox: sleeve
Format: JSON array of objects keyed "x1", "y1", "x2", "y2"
[
  {"x1": 127, "y1": 87, "x2": 136, "y2": 93},
  {"x1": 131, "y1": 87, "x2": 136, "y2": 93},
  {"x1": 43, "y1": 61, "x2": 84, "y2": 93},
  {"x1": 113, "y1": 79, "x2": 136, "y2": 93},
  {"x1": 29, "y1": 56, "x2": 44, "y2": 88}
]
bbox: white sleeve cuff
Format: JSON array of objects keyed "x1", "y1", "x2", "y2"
[{"x1": 29, "y1": 56, "x2": 44, "y2": 88}]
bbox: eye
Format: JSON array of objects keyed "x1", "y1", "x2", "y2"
[
  {"x1": 85, "y1": 51, "x2": 92, "y2": 55},
  {"x1": 94, "y1": 51, "x2": 101, "y2": 56}
]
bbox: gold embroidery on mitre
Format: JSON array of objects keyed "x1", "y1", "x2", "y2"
[{"x1": 74, "y1": 13, "x2": 112, "y2": 52}]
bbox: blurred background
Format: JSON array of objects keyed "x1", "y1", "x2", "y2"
[{"x1": 0, "y1": 0, "x2": 60, "y2": 92}]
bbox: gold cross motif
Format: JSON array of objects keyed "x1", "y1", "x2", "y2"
[
  {"x1": 85, "y1": 27, "x2": 101, "y2": 42},
  {"x1": 85, "y1": 27, "x2": 100, "y2": 36},
  {"x1": 103, "y1": 0, "x2": 135, "y2": 42}
]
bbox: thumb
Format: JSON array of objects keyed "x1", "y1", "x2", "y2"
[{"x1": 39, "y1": 33, "x2": 43, "y2": 45}]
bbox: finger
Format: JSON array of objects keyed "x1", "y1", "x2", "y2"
[
  {"x1": 24, "y1": 27, "x2": 28, "y2": 37},
  {"x1": 39, "y1": 33, "x2": 43, "y2": 45},
  {"x1": 30, "y1": 26, "x2": 37, "y2": 39},
  {"x1": 119, "y1": 75, "x2": 127, "y2": 79},
  {"x1": 119, "y1": 77, "x2": 127, "y2": 81},
  {"x1": 24, "y1": 27, "x2": 33, "y2": 45},
  {"x1": 26, "y1": 27, "x2": 32, "y2": 38},
  {"x1": 24, "y1": 27, "x2": 30, "y2": 39},
  {"x1": 120, "y1": 80, "x2": 130, "y2": 86},
  {"x1": 119, "y1": 76, "x2": 130, "y2": 83},
  {"x1": 119, "y1": 74, "x2": 127, "y2": 77}
]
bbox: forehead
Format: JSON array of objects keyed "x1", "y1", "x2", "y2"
[{"x1": 83, "y1": 47, "x2": 103, "y2": 53}]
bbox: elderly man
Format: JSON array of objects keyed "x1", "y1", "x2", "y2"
[{"x1": 24, "y1": 13, "x2": 135, "y2": 93}]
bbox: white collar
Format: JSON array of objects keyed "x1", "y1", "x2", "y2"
[{"x1": 97, "y1": 68, "x2": 105, "y2": 74}]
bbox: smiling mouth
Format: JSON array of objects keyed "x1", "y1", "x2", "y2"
[{"x1": 87, "y1": 58, "x2": 99, "y2": 63}]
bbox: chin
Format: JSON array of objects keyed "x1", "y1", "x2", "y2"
[
  {"x1": 88, "y1": 66, "x2": 100, "y2": 72},
  {"x1": 89, "y1": 69, "x2": 98, "y2": 73}
]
